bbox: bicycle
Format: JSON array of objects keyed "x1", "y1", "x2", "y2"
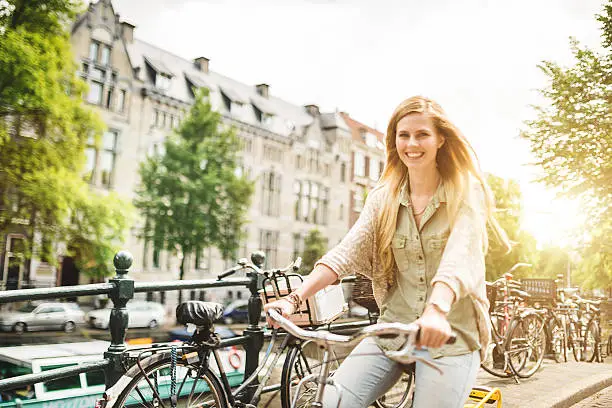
[
  {"x1": 95, "y1": 253, "x2": 410, "y2": 408},
  {"x1": 481, "y1": 274, "x2": 546, "y2": 382},
  {"x1": 267, "y1": 309, "x2": 502, "y2": 408}
]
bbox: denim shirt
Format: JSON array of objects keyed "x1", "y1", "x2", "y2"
[{"x1": 316, "y1": 179, "x2": 491, "y2": 361}]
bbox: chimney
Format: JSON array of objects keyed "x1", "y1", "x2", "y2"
[
  {"x1": 304, "y1": 104, "x2": 320, "y2": 116},
  {"x1": 255, "y1": 83, "x2": 270, "y2": 98},
  {"x1": 194, "y1": 57, "x2": 210, "y2": 74},
  {"x1": 120, "y1": 21, "x2": 135, "y2": 44}
]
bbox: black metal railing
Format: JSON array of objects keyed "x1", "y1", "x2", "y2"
[
  {"x1": 0, "y1": 250, "x2": 362, "y2": 400},
  {"x1": 0, "y1": 250, "x2": 255, "y2": 394}
]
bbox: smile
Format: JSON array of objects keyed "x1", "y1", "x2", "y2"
[{"x1": 405, "y1": 152, "x2": 425, "y2": 159}]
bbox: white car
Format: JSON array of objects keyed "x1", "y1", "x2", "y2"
[
  {"x1": 86, "y1": 301, "x2": 166, "y2": 329},
  {"x1": 0, "y1": 302, "x2": 85, "y2": 333}
]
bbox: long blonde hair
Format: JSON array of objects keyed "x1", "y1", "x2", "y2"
[{"x1": 377, "y1": 96, "x2": 510, "y2": 286}]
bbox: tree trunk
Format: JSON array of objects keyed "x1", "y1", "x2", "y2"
[{"x1": 177, "y1": 255, "x2": 186, "y2": 306}]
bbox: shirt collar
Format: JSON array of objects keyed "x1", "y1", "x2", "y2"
[{"x1": 399, "y1": 180, "x2": 447, "y2": 208}]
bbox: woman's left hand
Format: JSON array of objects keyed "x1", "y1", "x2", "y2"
[{"x1": 415, "y1": 305, "x2": 453, "y2": 349}]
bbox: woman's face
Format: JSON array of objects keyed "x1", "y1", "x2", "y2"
[{"x1": 395, "y1": 113, "x2": 444, "y2": 172}]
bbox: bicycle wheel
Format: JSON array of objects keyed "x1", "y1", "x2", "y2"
[
  {"x1": 507, "y1": 313, "x2": 546, "y2": 378},
  {"x1": 548, "y1": 317, "x2": 567, "y2": 363},
  {"x1": 568, "y1": 322, "x2": 583, "y2": 362},
  {"x1": 582, "y1": 320, "x2": 600, "y2": 363},
  {"x1": 113, "y1": 351, "x2": 227, "y2": 408},
  {"x1": 480, "y1": 338, "x2": 513, "y2": 378},
  {"x1": 280, "y1": 341, "x2": 412, "y2": 408}
]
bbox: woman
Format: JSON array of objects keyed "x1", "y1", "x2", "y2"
[{"x1": 264, "y1": 96, "x2": 509, "y2": 408}]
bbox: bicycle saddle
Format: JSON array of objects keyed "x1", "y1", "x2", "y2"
[{"x1": 176, "y1": 301, "x2": 224, "y2": 328}]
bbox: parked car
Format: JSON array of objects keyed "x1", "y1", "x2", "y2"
[
  {"x1": 0, "y1": 302, "x2": 85, "y2": 333},
  {"x1": 86, "y1": 300, "x2": 166, "y2": 329},
  {"x1": 221, "y1": 300, "x2": 250, "y2": 324}
]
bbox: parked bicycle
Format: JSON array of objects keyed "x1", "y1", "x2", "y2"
[
  {"x1": 94, "y1": 253, "x2": 410, "y2": 408},
  {"x1": 481, "y1": 267, "x2": 546, "y2": 382}
]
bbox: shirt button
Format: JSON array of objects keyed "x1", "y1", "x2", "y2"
[
  {"x1": 419, "y1": 277, "x2": 424, "y2": 282},
  {"x1": 418, "y1": 255, "x2": 423, "y2": 261},
  {"x1": 418, "y1": 296, "x2": 424, "y2": 301}
]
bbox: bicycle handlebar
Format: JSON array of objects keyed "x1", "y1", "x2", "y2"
[
  {"x1": 267, "y1": 309, "x2": 456, "y2": 350},
  {"x1": 217, "y1": 256, "x2": 302, "y2": 280}
]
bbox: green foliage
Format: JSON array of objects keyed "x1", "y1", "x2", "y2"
[
  {"x1": 0, "y1": 0, "x2": 129, "y2": 280},
  {"x1": 521, "y1": 1, "x2": 612, "y2": 289},
  {"x1": 300, "y1": 228, "x2": 328, "y2": 275},
  {"x1": 135, "y1": 89, "x2": 254, "y2": 279},
  {"x1": 485, "y1": 174, "x2": 538, "y2": 281}
]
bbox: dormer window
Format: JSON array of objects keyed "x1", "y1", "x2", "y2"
[
  {"x1": 365, "y1": 132, "x2": 378, "y2": 148},
  {"x1": 145, "y1": 57, "x2": 174, "y2": 91},
  {"x1": 155, "y1": 73, "x2": 171, "y2": 90},
  {"x1": 220, "y1": 87, "x2": 247, "y2": 117},
  {"x1": 263, "y1": 113, "x2": 274, "y2": 126}
]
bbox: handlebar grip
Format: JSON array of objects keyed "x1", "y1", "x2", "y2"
[
  {"x1": 415, "y1": 329, "x2": 457, "y2": 344},
  {"x1": 217, "y1": 266, "x2": 239, "y2": 280}
]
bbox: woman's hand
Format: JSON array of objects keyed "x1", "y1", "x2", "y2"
[
  {"x1": 415, "y1": 305, "x2": 453, "y2": 348},
  {"x1": 263, "y1": 297, "x2": 297, "y2": 328}
]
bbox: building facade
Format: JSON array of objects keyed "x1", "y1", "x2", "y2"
[{"x1": 1, "y1": 0, "x2": 387, "y2": 300}]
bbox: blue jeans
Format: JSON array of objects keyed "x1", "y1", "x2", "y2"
[{"x1": 321, "y1": 337, "x2": 480, "y2": 408}]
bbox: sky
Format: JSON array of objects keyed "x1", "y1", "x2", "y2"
[{"x1": 111, "y1": 0, "x2": 605, "y2": 247}]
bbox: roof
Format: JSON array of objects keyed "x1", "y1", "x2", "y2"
[
  {"x1": 0, "y1": 341, "x2": 110, "y2": 365},
  {"x1": 339, "y1": 112, "x2": 386, "y2": 146},
  {"x1": 126, "y1": 39, "x2": 315, "y2": 139}
]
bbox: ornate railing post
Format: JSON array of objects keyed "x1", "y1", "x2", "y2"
[
  {"x1": 239, "y1": 250, "x2": 266, "y2": 401},
  {"x1": 103, "y1": 251, "x2": 134, "y2": 388}
]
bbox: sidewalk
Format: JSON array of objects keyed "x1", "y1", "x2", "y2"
[{"x1": 477, "y1": 359, "x2": 612, "y2": 408}]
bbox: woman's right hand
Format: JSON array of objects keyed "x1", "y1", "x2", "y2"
[{"x1": 263, "y1": 298, "x2": 297, "y2": 328}]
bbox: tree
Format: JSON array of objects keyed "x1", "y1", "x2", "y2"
[
  {"x1": 485, "y1": 174, "x2": 538, "y2": 281},
  {"x1": 135, "y1": 89, "x2": 253, "y2": 289},
  {"x1": 300, "y1": 229, "x2": 328, "y2": 275},
  {"x1": 521, "y1": 1, "x2": 612, "y2": 289},
  {"x1": 0, "y1": 0, "x2": 130, "y2": 281}
]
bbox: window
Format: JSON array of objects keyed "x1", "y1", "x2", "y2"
[
  {"x1": 340, "y1": 163, "x2": 346, "y2": 182},
  {"x1": 262, "y1": 113, "x2": 274, "y2": 126},
  {"x1": 339, "y1": 203, "x2": 344, "y2": 220},
  {"x1": 354, "y1": 152, "x2": 366, "y2": 178},
  {"x1": 259, "y1": 230, "x2": 279, "y2": 267},
  {"x1": 87, "y1": 81, "x2": 103, "y2": 105},
  {"x1": 369, "y1": 156, "x2": 380, "y2": 181},
  {"x1": 154, "y1": 110, "x2": 160, "y2": 127},
  {"x1": 293, "y1": 233, "x2": 303, "y2": 261},
  {"x1": 100, "y1": 46, "x2": 111, "y2": 65},
  {"x1": 89, "y1": 42, "x2": 99, "y2": 61},
  {"x1": 231, "y1": 101, "x2": 245, "y2": 117},
  {"x1": 84, "y1": 135, "x2": 96, "y2": 182},
  {"x1": 294, "y1": 180, "x2": 328, "y2": 225},
  {"x1": 85, "y1": 370, "x2": 105, "y2": 387},
  {"x1": 100, "y1": 130, "x2": 118, "y2": 188},
  {"x1": 155, "y1": 73, "x2": 171, "y2": 90},
  {"x1": 262, "y1": 171, "x2": 281, "y2": 216},
  {"x1": 365, "y1": 132, "x2": 378, "y2": 148},
  {"x1": 105, "y1": 87, "x2": 113, "y2": 110},
  {"x1": 42, "y1": 364, "x2": 81, "y2": 392},
  {"x1": 117, "y1": 89, "x2": 126, "y2": 112}
]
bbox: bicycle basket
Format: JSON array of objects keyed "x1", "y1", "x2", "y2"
[
  {"x1": 260, "y1": 273, "x2": 346, "y2": 326},
  {"x1": 351, "y1": 274, "x2": 379, "y2": 314},
  {"x1": 520, "y1": 278, "x2": 556, "y2": 302}
]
